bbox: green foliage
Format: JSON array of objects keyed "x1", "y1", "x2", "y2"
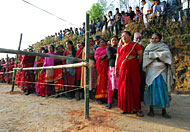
[{"x1": 88, "y1": 3, "x2": 104, "y2": 22}]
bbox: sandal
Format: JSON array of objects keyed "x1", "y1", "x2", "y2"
[{"x1": 106, "y1": 103, "x2": 112, "y2": 109}]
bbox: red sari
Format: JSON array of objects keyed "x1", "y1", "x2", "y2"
[
  {"x1": 4, "y1": 62, "x2": 14, "y2": 83},
  {"x1": 94, "y1": 46, "x2": 108, "y2": 99},
  {"x1": 75, "y1": 48, "x2": 83, "y2": 85},
  {"x1": 20, "y1": 55, "x2": 35, "y2": 92},
  {"x1": 54, "y1": 53, "x2": 64, "y2": 93},
  {"x1": 36, "y1": 57, "x2": 46, "y2": 96},
  {"x1": 3, "y1": 63, "x2": 8, "y2": 83},
  {"x1": 117, "y1": 42, "x2": 142, "y2": 113},
  {"x1": 0, "y1": 62, "x2": 5, "y2": 82},
  {"x1": 15, "y1": 55, "x2": 23, "y2": 86}
]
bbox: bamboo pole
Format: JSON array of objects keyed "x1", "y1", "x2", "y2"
[
  {"x1": 6, "y1": 54, "x2": 9, "y2": 84},
  {"x1": 0, "y1": 48, "x2": 84, "y2": 62},
  {"x1": 84, "y1": 13, "x2": 90, "y2": 119},
  {"x1": 11, "y1": 33, "x2": 22, "y2": 92},
  {"x1": 13, "y1": 62, "x2": 86, "y2": 71}
]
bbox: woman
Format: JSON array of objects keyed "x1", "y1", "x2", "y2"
[
  {"x1": 81, "y1": 38, "x2": 96, "y2": 100},
  {"x1": 95, "y1": 39, "x2": 108, "y2": 103},
  {"x1": 8, "y1": 58, "x2": 14, "y2": 83},
  {"x1": 143, "y1": 33, "x2": 176, "y2": 118},
  {"x1": 15, "y1": 55, "x2": 22, "y2": 86},
  {"x1": 0, "y1": 59, "x2": 5, "y2": 83},
  {"x1": 36, "y1": 48, "x2": 46, "y2": 97},
  {"x1": 75, "y1": 42, "x2": 84, "y2": 100},
  {"x1": 20, "y1": 49, "x2": 35, "y2": 95},
  {"x1": 134, "y1": 32, "x2": 146, "y2": 101},
  {"x1": 115, "y1": 31, "x2": 143, "y2": 116},
  {"x1": 63, "y1": 40, "x2": 76, "y2": 99},
  {"x1": 106, "y1": 36, "x2": 119, "y2": 109},
  {"x1": 102, "y1": 16, "x2": 108, "y2": 35},
  {"x1": 54, "y1": 45, "x2": 64, "y2": 97},
  {"x1": 34, "y1": 48, "x2": 44, "y2": 95},
  {"x1": 43, "y1": 45, "x2": 56, "y2": 97}
]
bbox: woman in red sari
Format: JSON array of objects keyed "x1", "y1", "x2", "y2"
[
  {"x1": 20, "y1": 49, "x2": 35, "y2": 95},
  {"x1": 54, "y1": 45, "x2": 64, "y2": 97},
  {"x1": 95, "y1": 39, "x2": 108, "y2": 103},
  {"x1": 115, "y1": 31, "x2": 143, "y2": 117},
  {"x1": 15, "y1": 55, "x2": 22, "y2": 86},
  {"x1": 0, "y1": 59, "x2": 5, "y2": 83},
  {"x1": 36, "y1": 48, "x2": 46, "y2": 96},
  {"x1": 8, "y1": 58, "x2": 14, "y2": 83},
  {"x1": 75, "y1": 42, "x2": 84, "y2": 100}
]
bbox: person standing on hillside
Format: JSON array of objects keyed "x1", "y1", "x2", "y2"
[
  {"x1": 107, "y1": 11, "x2": 114, "y2": 37},
  {"x1": 141, "y1": 0, "x2": 151, "y2": 28},
  {"x1": 114, "y1": 8, "x2": 122, "y2": 36}
]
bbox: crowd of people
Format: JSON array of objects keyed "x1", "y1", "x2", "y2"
[
  {"x1": 0, "y1": 30, "x2": 176, "y2": 118},
  {"x1": 47, "y1": 0, "x2": 189, "y2": 42},
  {"x1": 0, "y1": 0, "x2": 180, "y2": 119}
]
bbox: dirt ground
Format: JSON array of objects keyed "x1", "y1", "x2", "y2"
[{"x1": 0, "y1": 84, "x2": 190, "y2": 132}]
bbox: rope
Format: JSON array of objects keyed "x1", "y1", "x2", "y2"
[
  {"x1": 16, "y1": 81, "x2": 84, "y2": 88},
  {"x1": 0, "y1": 71, "x2": 13, "y2": 75},
  {"x1": 21, "y1": 0, "x2": 79, "y2": 27}
]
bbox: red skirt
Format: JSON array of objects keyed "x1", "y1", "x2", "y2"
[
  {"x1": 20, "y1": 70, "x2": 34, "y2": 92},
  {"x1": 54, "y1": 68, "x2": 64, "y2": 92},
  {"x1": 118, "y1": 58, "x2": 141, "y2": 112},
  {"x1": 38, "y1": 70, "x2": 46, "y2": 96},
  {"x1": 95, "y1": 59, "x2": 108, "y2": 99}
]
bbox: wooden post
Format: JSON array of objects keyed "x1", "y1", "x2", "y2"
[
  {"x1": 6, "y1": 54, "x2": 9, "y2": 84},
  {"x1": 84, "y1": 13, "x2": 90, "y2": 119},
  {"x1": 11, "y1": 33, "x2": 22, "y2": 92}
]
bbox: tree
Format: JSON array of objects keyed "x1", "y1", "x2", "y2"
[
  {"x1": 88, "y1": 3, "x2": 105, "y2": 22},
  {"x1": 97, "y1": 0, "x2": 115, "y2": 15},
  {"x1": 118, "y1": 0, "x2": 130, "y2": 11}
]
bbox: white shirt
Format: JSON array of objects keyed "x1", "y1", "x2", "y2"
[
  {"x1": 181, "y1": 0, "x2": 190, "y2": 10},
  {"x1": 143, "y1": 2, "x2": 151, "y2": 15},
  {"x1": 107, "y1": 15, "x2": 114, "y2": 27}
]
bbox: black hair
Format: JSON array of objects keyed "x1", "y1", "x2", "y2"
[
  {"x1": 116, "y1": 8, "x2": 119, "y2": 11},
  {"x1": 108, "y1": 11, "x2": 112, "y2": 14},
  {"x1": 103, "y1": 16, "x2": 107, "y2": 21},
  {"x1": 122, "y1": 31, "x2": 132, "y2": 36},
  {"x1": 111, "y1": 35, "x2": 119, "y2": 41},
  {"x1": 40, "y1": 47, "x2": 45, "y2": 51},
  {"x1": 153, "y1": 32, "x2": 162, "y2": 40},
  {"x1": 129, "y1": 6, "x2": 132, "y2": 9},
  {"x1": 45, "y1": 49, "x2": 48, "y2": 53},
  {"x1": 81, "y1": 42, "x2": 85, "y2": 47},
  {"x1": 67, "y1": 40, "x2": 76, "y2": 57},
  {"x1": 99, "y1": 38, "x2": 107, "y2": 44},
  {"x1": 49, "y1": 45, "x2": 55, "y2": 51}
]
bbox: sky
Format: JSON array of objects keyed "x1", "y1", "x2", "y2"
[{"x1": 0, "y1": 0, "x2": 97, "y2": 59}]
